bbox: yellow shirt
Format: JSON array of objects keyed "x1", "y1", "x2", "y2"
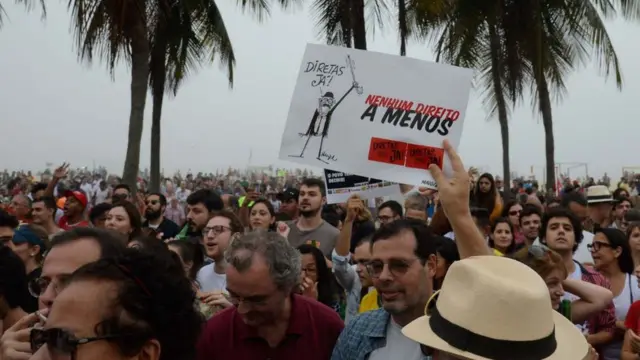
[
  {"x1": 493, "y1": 248, "x2": 505, "y2": 256},
  {"x1": 359, "y1": 289, "x2": 380, "y2": 313}
]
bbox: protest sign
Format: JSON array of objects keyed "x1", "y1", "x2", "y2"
[
  {"x1": 278, "y1": 43, "x2": 473, "y2": 189},
  {"x1": 323, "y1": 169, "x2": 401, "y2": 204}
]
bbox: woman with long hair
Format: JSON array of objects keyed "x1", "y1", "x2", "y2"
[
  {"x1": 297, "y1": 244, "x2": 341, "y2": 312},
  {"x1": 105, "y1": 201, "x2": 142, "y2": 240},
  {"x1": 590, "y1": 228, "x2": 640, "y2": 360},
  {"x1": 488, "y1": 218, "x2": 516, "y2": 256},
  {"x1": 248, "y1": 199, "x2": 276, "y2": 232},
  {"x1": 501, "y1": 200, "x2": 524, "y2": 246},
  {"x1": 470, "y1": 173, "x2": 503, "y2": 222}
]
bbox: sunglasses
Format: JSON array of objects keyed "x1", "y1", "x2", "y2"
[
  {"x1": 508, "y1": 210, "x2": 521, "y2": 216},
  {"x1": 30, "y1": 327, "x2": 124, "y2": 358}
]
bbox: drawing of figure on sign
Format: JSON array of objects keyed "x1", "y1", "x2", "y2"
[{"x1": 289, "y1": 55, "x2": 363, "y2": 164}]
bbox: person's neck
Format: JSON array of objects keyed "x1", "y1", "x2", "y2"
[
  {"x1": 148, "y1": 216, "x2": 163, "y2": 226},
  {"x1": 391, "y1": 303, "x2": 425, "y2": 327},
  {"x1": 297, "y1": 214, "x2": 322, "y2": 229},
  {"x1": 524, "y1": 237, "x2": 537, "y2": 248},
  {"x1": 42, "y1": 220, "x2": 59, "y2": 235},
  {"x1": 599, "y1": 262, "x2": 623, "y2": 278},
  {"x1": 213, "y1": 258, "x2": 226, "y2": 274},
  {"x1": 66, "y1": 213, "x2": 83, "y2": 224},
  {"x1": 24, "y1": 261, "x2": 38, "y2": 275},
  {"x1": 3, "y1": 307, "x2": 27, "y2": 330},
  {"x1": 561, "y1": 251, "x2": 576, "y2": 274}
]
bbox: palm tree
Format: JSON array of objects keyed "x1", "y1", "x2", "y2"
[
  {"x1": 69, "y1": 0, "x2": 152, "y2": 195},
  {"x1": 311, "y1": 0, "x2": 388, "y2": 50},
  {"x1": 0, "y1": 0, "x2": 45, "y2": 27},
  {"x1": 425, "y1": 0, "x2": 528, "y2": 196},
  {"x1": 147, "y1": 0, "x2": 236, "y2": 192},
  {"x1": 503, "y1": 0, "x2": 623, "y2": 193}
]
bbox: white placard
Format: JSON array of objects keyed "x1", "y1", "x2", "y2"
[
  {"x1": 323, "y1": 169, "x2": 401, "y2": 204},
  {"x1": 278, "y1": 44, "x2": 473, "y2": 189}
]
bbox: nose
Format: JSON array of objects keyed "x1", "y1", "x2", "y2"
[
  {"x1": 39, "y1": 284, "x2": 56, "y2": 310},
  {"x1": 378, "y1": 264, "x2": 393, "y2": 281},
  {"x1": 236, "y1": 301, "x2": 250, "y2": 315}
]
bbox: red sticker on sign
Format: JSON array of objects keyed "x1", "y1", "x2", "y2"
[
  {"x1": 405, "y1": 144, "x2": 444, "y2": 170},
  {"x1": 368, "y1": 137, "x2": 407, "y2": 166}
]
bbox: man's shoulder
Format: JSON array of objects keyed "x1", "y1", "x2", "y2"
[
  {"x1": 343, "y1": 308, "x2": 388, "y2": 334},
  {"x1": 296, "y1": 295, "x2": 344, "y2": 327}
]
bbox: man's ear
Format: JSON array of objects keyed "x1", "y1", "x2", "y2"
[{"x1": 425, "y1": 254, "x2": 437, "y2": 279}]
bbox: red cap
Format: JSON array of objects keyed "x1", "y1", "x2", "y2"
[{"x1": 63, "y1": 190, "x2": 88, "y2": 209}]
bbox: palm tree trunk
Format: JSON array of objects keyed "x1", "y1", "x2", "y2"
[
  {"x1": 352, "y1": 0, "x2": 366, "y2": 49},
  {"x1": 398, "y1": 0, "x2": 407, "y2": 56},
  {"x1": 121, "y1": 18, "x2": 149, "y2": 197},
  {"x1": 530, "y1": 0, "x2": 555, "y2": 193},
  {"x1": 538, "y1": 76, "x2": 555, "y2": 194},
  {"x1": 488, "y1": 23, "x2": 510, "y2": 199},
  {"x1": 149, "y1": 34, "x2": 167, "y2": 193}
]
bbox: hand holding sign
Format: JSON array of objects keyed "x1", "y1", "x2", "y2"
[{"x1": 428, "y1": 139, "x2": 470, "y2": 218}]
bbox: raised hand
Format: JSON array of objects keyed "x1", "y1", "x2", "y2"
[
  {"x1": 428, "y1": 139, "x2": 470, "y2": 218},
  {"x1": 53, "y1": 163, "x2": 70, "y2": 180}
]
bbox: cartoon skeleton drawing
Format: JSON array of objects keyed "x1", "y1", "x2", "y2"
[{"x1": 289, "y1": 55, "x2": 364, "y2": 164}]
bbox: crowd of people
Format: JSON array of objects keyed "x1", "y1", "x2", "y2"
[{"x1": 0, "y1": 143, "x2": 638, "y2": 359}]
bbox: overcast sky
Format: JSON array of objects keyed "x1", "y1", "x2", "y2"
[{"x1": 1, "y1": 1, "x2": 639, "y2": 181}]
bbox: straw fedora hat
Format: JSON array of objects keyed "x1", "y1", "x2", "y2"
[
  {"x1": 402, "y1": 256, "x2": 589, "y2": 360},
  {"x1": 586, "y1": 185, "x2": 614, "y2": 204}
]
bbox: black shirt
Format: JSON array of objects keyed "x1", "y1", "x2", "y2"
[{"x1": 143, "y1": 218, "x2": 181, "y2": 239}]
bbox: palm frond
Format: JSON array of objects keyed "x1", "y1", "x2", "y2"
[{"x1": 311, "y1": 0, "x2": 352, "y2": 46}]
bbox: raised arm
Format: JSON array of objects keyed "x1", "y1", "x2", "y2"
[
  {"x1": 563, "y1": 278, "x2": 614, "y2": 325},
  {"x1": 428, "y1": 140, "x2": 491, "y2": 258}
]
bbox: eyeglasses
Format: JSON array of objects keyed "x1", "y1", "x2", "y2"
[
  {"x1": 377, "y1": 215, "x2": 393, "y2": 223},
  {"x1": 509, "y1": 210, "x2": 521, "y2": 216},
  {"x1": 302, "y1": 266, "x2": 317, "y2": 275},
  {"x1": 202, "y1": 225, "x2": 231, "y2": 237},
  {"x1": 226, "y1": 292, "x2": 270, "y2": 307},
  {"x1": 587, "y1": 242, "x2": 613, "y2": 252},
  {"x1": 28, "y1": 275, "x2": 72, "y2": 298},
  {"x1": 366, "y1": 258, "x2": 418, "y2": 278},
  {"x1": 30, "y1": 327, "x2": 128, "y2": 357}
]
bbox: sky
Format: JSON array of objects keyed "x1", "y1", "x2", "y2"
[{"x1": 1, "y1": 1, "x2": 639, "y2": 182}]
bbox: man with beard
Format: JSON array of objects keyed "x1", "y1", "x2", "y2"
[
  {"x1": 177, "y1": 189, "x2": 224, "y2": 243},
  {"x1": 143, "y1": 192, "x2": 180, "y2": 239},
  {"x1": 286, "y1": 178, "x2": 339, "y2": 257}
]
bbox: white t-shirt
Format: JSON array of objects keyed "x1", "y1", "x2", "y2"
[
  {"x1": 368, "y1": 319, "x2": 423, "y2": 360},
  {"x1": 196, "y1": 262, "x2": 227, "y2": 292},
  {"x1": 94, "y1": 188, "x2": 110, "y2": 205}
]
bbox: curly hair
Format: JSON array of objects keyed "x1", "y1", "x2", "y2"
[
  {"x1": 224, "y1": 229, "x2": 301, "y2": 292},
  {"x1": 69, "y1": 248, "x2": 203, "y2": 360}
]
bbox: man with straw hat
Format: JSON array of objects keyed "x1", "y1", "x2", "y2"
[
  {"x1": 331, "y1": 140, "x2": 492, "y2": 360},
  {"x1": 402, "y1": 256, "x2": 593, "y2": 359}
]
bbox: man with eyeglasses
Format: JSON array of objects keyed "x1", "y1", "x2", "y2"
[
  {"x1": 196, "y1": 211, "x2": 243, "y2": 312},
  {"x1": 0, "y1": 227, "x2": 125, "y2": 360},
  {"x1": 142, "y1": 193, "x2": 180, "y2": 240},
  {"x1": 376, "y1": 200, "x2": 403, "y2": 226}
]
